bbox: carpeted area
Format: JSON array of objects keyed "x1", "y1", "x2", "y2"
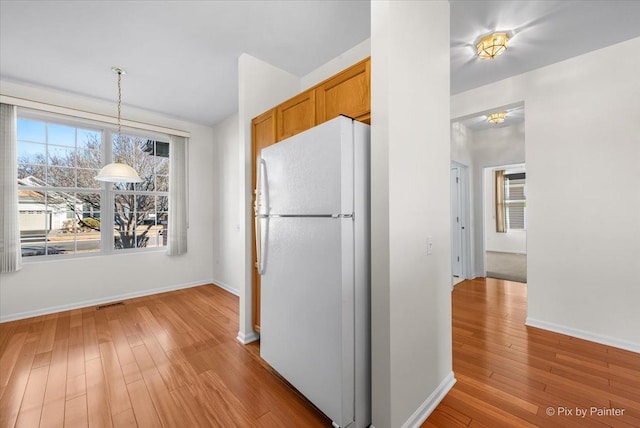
[{"x1": 485, "y1": 251, "x2": 527, "y2": 283}]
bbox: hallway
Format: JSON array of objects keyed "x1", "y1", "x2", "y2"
[{"x1": 424, "y1": 278, "x2": 640, "y2": 427}]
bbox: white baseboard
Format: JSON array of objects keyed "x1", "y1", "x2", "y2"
[
  {"x1": 211, "y1": 279, "x2": 240, "y2": 296},
  {"x1": 236, "y1": 330, "x2": 260, "y2": 345},
  {"x1": 0, "y1": 279, "x2": 212, "y2": 323},
  {"x1": 526, "y1": 317, "x2": 640, "y2": 354},
  {"x1": 486, "y1": 250, "x2": 527, "y2": 255},
  {"x1": 401, "y1": 372, "x2": 456, "y2": 428}
]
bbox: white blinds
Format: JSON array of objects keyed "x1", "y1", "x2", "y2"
[
  {"x1": 167, "y1": 135, "x2": 188, "y2": 256},
  {"x1": 0, "y1": 103, "x2": 22, "y2": 272}
]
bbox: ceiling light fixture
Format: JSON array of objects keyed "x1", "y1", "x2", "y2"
[
  {"x1": 487, "y1": 112, "x2": 506, "y2": 124},
  {"x1": 95, "y1": 67, "x2": 143, "y2": 183},
  {"x1": 476, "y1": 32, "x2": 510, "y2": 60}
]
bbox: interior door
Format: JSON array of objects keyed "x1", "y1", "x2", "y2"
[
  {"x1": 260, "y1": 216, "x2": 355, "y2": 427},
  {"x1": 451, "y1": 166, "x2": 463, "y2": 278}
]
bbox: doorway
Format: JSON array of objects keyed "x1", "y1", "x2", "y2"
[
  {"x1": 483, "y1": 164, "x2": 527, "y2": 283},
  {"x1": 450, "y1": 162, "x2": 470, "y2": 288}
]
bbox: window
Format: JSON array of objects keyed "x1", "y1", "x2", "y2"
[
  {"x1": 504, "y1": 172, "x2": 526, "y2": 230},
  {"x1": 112, "y1": 136, "x2": 169, "y2": 251},
  {"x1": 16, "y1": 113, "x2": 170, "y2": 258}
]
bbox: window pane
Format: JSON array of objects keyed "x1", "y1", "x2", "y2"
[
  {"x1": 76, "y1": 193, "x2": 101, "y2": 254},
  {"x1": 18, "y1": 141, "x2": 46, "y2": 163},
  {"x1": 506, "y1": 202, "x2": 525, "y2": 230},
  {"x1": 17, "y1": 119, "x2": 45, "y2": 143},
  {"x1": 48, "y1": 145, "x2": 76, "y2": 167},
  {"x1": 157, "y1": 174, "x2": 169, "y2": 192},
  {"x1": 113, "y1": 193, "x2": 168, "y2": 250},
  {"x1": 48, "y1": 123, "x2": 76, "y2": 147},
  {"x1": 18, "y1": 164, "x2": 46, "y2": 182},
  {"x1": 77, "y1": 168, "x2": 102, "y2": 189},
  {"x1": 113, "y1": 193, "x2": 141, "y2": 249},
  {"x1": 114, "y1": 137, "x2": 171, "y2": 192},
  {"x1": 46, "y1": 203, "x2": 77, "y2": 256},
  {"x1": 77, "y1": 147, "x2": 102, "y2": 170},
  {"x1": 77, "y1": 129, "x2": 101, "y2": 150},
  {"x1": 19, "y1": 190, "x2": 100, "y2": 257},
  {"x1": 46, "y1": 166, "x2": 76, "y2": 187},
  {"x1": 18, "y1": 189, "x2": 48, "y2": 256}
]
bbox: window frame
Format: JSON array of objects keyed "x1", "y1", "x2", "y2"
[{"x1": 16, "y1": 108, "x2": 170, "y2": 261}]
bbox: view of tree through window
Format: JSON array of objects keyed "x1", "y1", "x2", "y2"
[
  {"x1": 16, "y1": 115, "x2": 169, "y2": 258},
  {"x1": 112, "y1": 136, "x2": 169, "y2": 250}
]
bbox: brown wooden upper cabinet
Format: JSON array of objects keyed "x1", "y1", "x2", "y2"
[
  {"x1": 276, "y1": 90, "x2": 316, "y2": 141},
  {"x1": 315, "y1": 58, "x2": 370, "y2": 125}
]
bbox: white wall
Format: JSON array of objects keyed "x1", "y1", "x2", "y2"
[
  {"x1": 299, "y1": 38, "x2": 371, "y2": 90},
  {"x1": 483, "y1": 164, "x2": 527, "y2": 254},
  {"x1": 0, "y1": 80, "x2": 215, "y2": 321},
  {"x1": 371, "y1": 2, "x2": 453, "y2": 427},
  {"x1": 236, "y1": 54, "x2": 299, "y2": 342},
  {"x1": 452, "y1": 37, "x2": 640, "y2": 351},
  {"x1": 211, "y1": 112, "x2": 242, "y2": 294}
]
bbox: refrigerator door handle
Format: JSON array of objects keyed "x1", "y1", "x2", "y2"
[
  {"x1": 259, "y1": 158, "x2": 269, "y2": 216},
  {"x1": 255, "y1": 216, "x2": 267, "y2": 275},
  {"x1": 255, "y1": 215, "x2": 261, "y2": 274},
  {"x1": 255, "y1": 158, "x2": 268, "y2": 275}
]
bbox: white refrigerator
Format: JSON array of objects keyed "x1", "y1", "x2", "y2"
[{"x1": 255, "y1": 116, "x2": 370, "y2": 428}]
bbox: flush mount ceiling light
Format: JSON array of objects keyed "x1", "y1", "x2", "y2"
[
  {"x1": 95, "y1": 67, "x2": 143, "y2": 183},
  {"x1": 487, "y1": 111, "x2": 506, "y2": 124},
  {"x1": 476, "y1": 32, "x2": 510, "y2": 60}
]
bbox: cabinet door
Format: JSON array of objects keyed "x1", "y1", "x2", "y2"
[
  {"x1": 251, "y1": 108, "x2": 277, "y2": 331},
  {"x1": 315, "y1": 58, "x2": 370, "y2": 125},
  {"x1": 276, "y1": 89, "x2": 316, "y2": 141}
]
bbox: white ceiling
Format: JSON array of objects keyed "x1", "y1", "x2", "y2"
[
  {"x1": 450, "y1": 0, "x2": 640, "y2": 94},
  {"x1": 0, "y1": 1, "x2": 370, "y2": 126},
  {"x1": 459, "y1": 105, "x2": 525, "y2": 132},
  {"x1": 2, "y1": 1, "x2": 640, "y2": 128}
]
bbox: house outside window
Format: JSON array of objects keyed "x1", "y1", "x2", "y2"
[{"x1": 16, "y1": 112, "x2": 169, "y2": 258}]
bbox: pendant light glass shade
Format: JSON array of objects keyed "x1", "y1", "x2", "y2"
[
  {"x1": 95, "y1": 67, "x2": 142, "y2": 183},
  {"x1": 95, "y1": 160, "x2": 142, "y2": 182}
]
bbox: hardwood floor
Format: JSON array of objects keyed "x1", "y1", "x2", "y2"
[
  {"x1": 2, "y1": 279, "x2": 639, "y2": 427},
  {"x1": 0, "y1": 285, "x2": 330, "y2": 427},
  {"x1": 424, "y1": 278, "x2": 640, "y2": 428}
]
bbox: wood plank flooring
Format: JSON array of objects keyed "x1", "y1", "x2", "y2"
[
  {"x1": 424, "y1": 278, "x2": 640, "y2": 428},
  {"x1": 0, "y1": 285, "x2": 330, "y2": 427},
  {"x1": 2, "y1": 279, "x2": 639, "y2": 427}
]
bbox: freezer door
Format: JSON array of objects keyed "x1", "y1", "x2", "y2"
[
  {"x1": 260, "y1": 116, "x2": 354, "y2": 215},
  {"x1": 260, "y1": 217, "x2": 355, "y2": 427}
]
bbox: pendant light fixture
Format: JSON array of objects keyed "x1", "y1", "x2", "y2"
[
  {"x1": 95, "y1": 67, "x2": 143, "y2": 183},
  {"x1": 476, "y1": 32, "x2": 510, "y2": 60},
  {"x1": 487, "y1": 111, "x2": 506, "y2": 124}
]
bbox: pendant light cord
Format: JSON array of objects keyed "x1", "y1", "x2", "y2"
[{"x1": 117, "y1": 70, "x2": 122, "y2": 137}]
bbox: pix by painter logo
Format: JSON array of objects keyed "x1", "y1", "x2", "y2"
[{"x1": 546, "y1": 406, "x2": 626, "y2": 418}]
